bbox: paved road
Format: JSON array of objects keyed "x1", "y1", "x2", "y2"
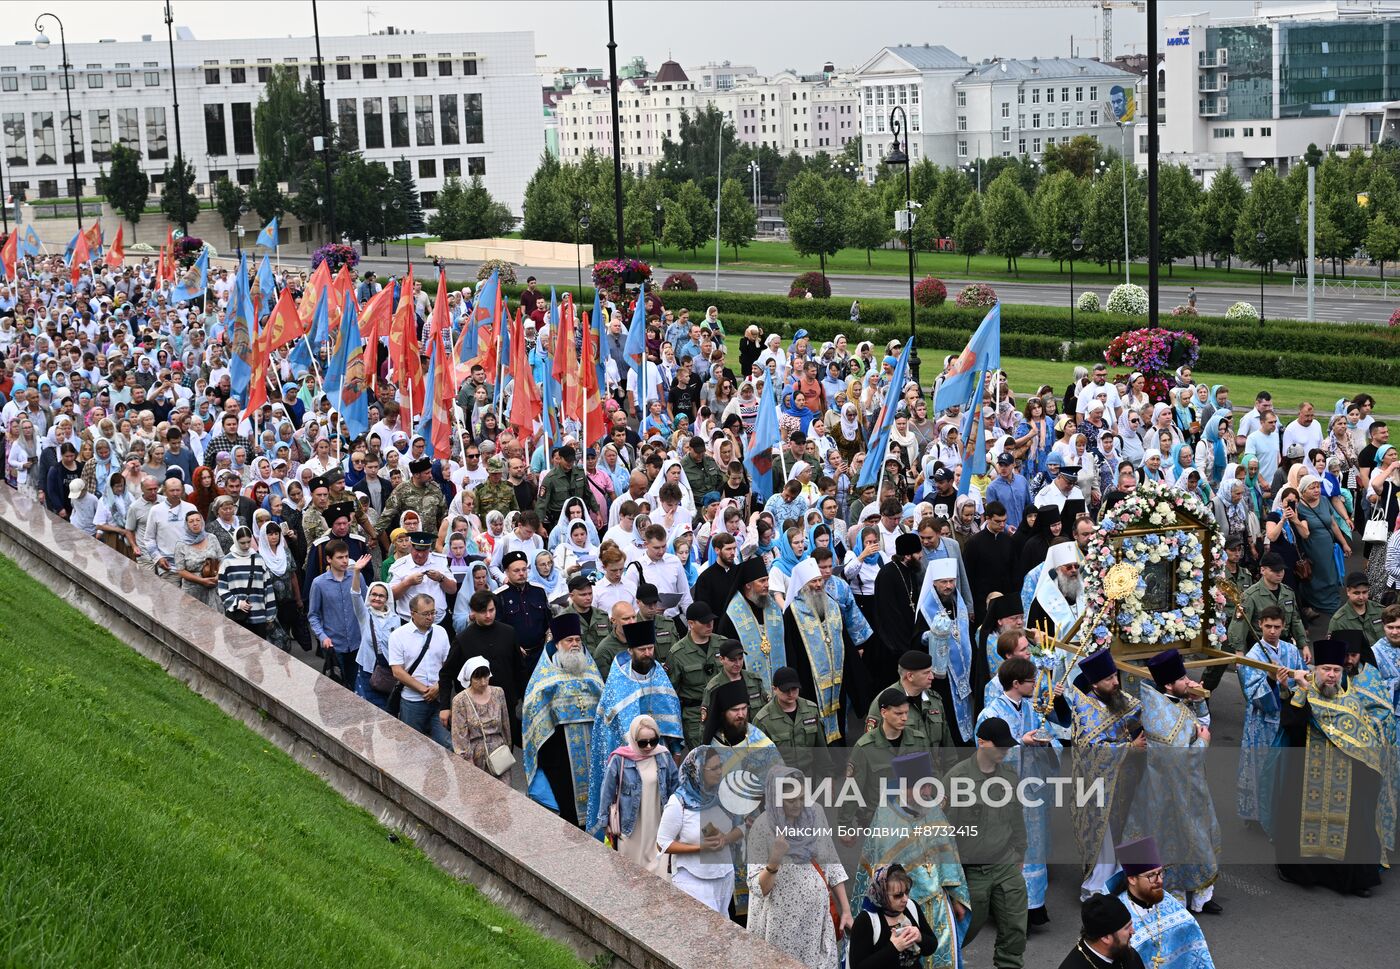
[{"x1": 357, "y1": 255, "x2": 1392, "y2": 324}]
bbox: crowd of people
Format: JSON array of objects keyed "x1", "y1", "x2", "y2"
[{"x1": 3, "y1": 248, "x2": 1398, "y2": 969}]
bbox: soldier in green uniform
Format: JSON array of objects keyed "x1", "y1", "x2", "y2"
[
  {"x1": 537, "y1": 444, "x2": 598, "y2": 532},
  {"x1": 700, "y1": 638, "x2": 768, "y2": 725},
  {"x1": 635, "y1": 581, "x2": 680, "y2": 666},
  {"x1": 1328, "y1": 571, "x2": 1387, "y2": 642},
  {"x1": 474, "y1": 456, "x2": 519, "y2": 519},
  {"x1": 841, "y1": 688, "x2": 913, "y2": 837},
  {"x1": 376, "y1": 457, "x2": 449, "y2": 535},
  {"x1": 593, "y1": 600, "x2": 636, "y2": 679},
  {"x1": 942, "y1": 718, "x2": 1028, "y2": 969},
  {"x1": 557, "y1": 573, "x2": 612, "y2": 661},
  {"x1": 301, "y1": 475, "x2": 332, "y2": 547},
  {"x1": 752, "y1": 666, "x2": 828, "y2": 777},
  {"x1": 1213, "y1": 550, "x2": 1311, "y2": 690},
  {"x1": 864, "y1": 650, "x2": 953, "y2": 750},
  {"x1": 668, "y1": 602, "x2": 722, "y2": 749}
]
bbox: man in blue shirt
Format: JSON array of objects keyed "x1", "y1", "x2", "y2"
[
  {"x1": 984, "y1": 452, "x2": 1033, "y2": 532},
  {"x1": 308, "y1": 539, "x2": 372, "y2": 688},
  {"x1": 1244, "y1": 410, "x2": 1281, "y2": 495}
]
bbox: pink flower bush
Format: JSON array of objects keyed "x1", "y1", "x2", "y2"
[
  {"x1": 955, "y1": 282, "x2": 998, "y2": 308},
  {"x1": 661, "y1": 271, "x2": 698, "y2": 292},
  {"x1": 1103, "y1": 328, "x2": 1200, "y2": 374},
  {"x1": 914, "y1": 276, "x2": 948, "y2": 307}
]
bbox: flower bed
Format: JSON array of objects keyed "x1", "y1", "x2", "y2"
[
  {"x1": 1225, "y1": 300, "x2": 1260, "y2": 322},
  {"x1": 1076, "y1": 291, "x2": 1100, "y2": 313},
  {"x1": 592, "y1": 258, "x2": 652, "y2": 292},
  {"x1": 914, "y1": 276, "x2": 948, "y2": 307},
  {"x1": 789, "y1": 271, "x2": 831, "y2": 299},
  {"x1": 478, "y1": 259, "x2": 518, "y2": 285},
  {"x1": 310, "y1": 243, "x2": 359, "y2": 274},
  {"x1": 661, "y1": 271, "x2": 698, "y2": 292},
  {"x1": 955, "y1": 282, "x2": 998, "y2": 308},
  {"x1": 1106, "y1": 283, "x2": 1148, "y2": 315}
]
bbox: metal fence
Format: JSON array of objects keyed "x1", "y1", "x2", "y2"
[{"x1": 1291, "y1": 276, "x2": 1400, "y2": 300}]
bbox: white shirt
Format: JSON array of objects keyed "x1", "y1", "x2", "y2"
[
  {"x1": 388, "y1": 551, "x2": 451, "y2": 622},
  {"x1": 1034, "y1": 482, "x2": 1083, "y2": 510},
  {"x1": 1282, "y1": 418, "x2": 1323, "y2": 456},
  {"x1": 386, "y1": 622, "x2": 451, "y2": 701},
  {"x1": 637, "y1": 552, "x2": 692, "y2": 617},
  {"x1": 657, "y1": 796, "x2": 735, "y2": 880},
  {"x1": 625, "y1": 361, "x2": 664, "y2": 409},
  {"x1": 593, "y1": 572, "x2": 638, "y2": 616},
  {"x1": 488, "y1": 531, "x2": 544, "y2": 582},
  {"x1": 1076, "y1": 380, "x2": 1123, "y2": 421},
  {"x1": 143, "y1": 498, "x2": 197, "y2": 564}
]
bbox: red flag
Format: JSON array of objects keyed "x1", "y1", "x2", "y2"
[
  {"x1": 105, "y1": 224, "x2": 125, "y2": 269},
  {"x1": 262, "y1": 285, "x2": 306, "y2": 351},
  {"x1": 556, "y1": 296, "x2": 582, "y2": 421},
  {"x1": 328, "y1": 264, "x2": 356, "y2": 337},
  {"x1": 388, "y1": 268, "x2": 423, "y2": 414},
  {"x1": 578, "y1": 311, "x2": 606, "y2": 446},
  {"x1": 241, "y1": 318, "x2": 273, "y2": 420},
  {"x1": 427, "y1": 270, "x2": 456, "y2": 389},
  {"x1": 359, "y1": 285, "x2": 396, "y2": 391},
  {"x1": 82, "y1": 219, "x2": 103, "y2": 253},
  {"x1": 508, "y1": 308, "x2": 541, "y2": 437},
  {"x1": 159, "y1": 226, "x2": 177, "y2": 284},
  {"x1": 0, "y1": 230, "x2": 16, "y2": 281},
  {"x1": 299, "y1": 261, "x2": 332, "y2": 321},
  {"x1": 427, "y1": 310, "x2": 455, "y2": 461},
  {"x1": 70, "y1": 231, "x2": 91, "y2": 287}
]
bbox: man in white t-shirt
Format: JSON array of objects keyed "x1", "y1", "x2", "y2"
[
  {"x1": 1075, "y1": 363, "x2": 1123, "y2": 423},
  {"x1": 386, "y1": 592, "x2": 452, "y2": 745},
  {"x1": 1281, "y1": 401, "x2": 1323, "y2": 456}
]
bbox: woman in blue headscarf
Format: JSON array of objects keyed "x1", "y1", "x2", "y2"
[
  {"x1": 1195, "y1": 411, "x2": 1233, "y2": 489},
  {"x1": 1171, "y1": 387, "x2": 1198, "y2": 443},
  {"x1": 670, "y1": 528, "x2": 699, "y2": 587},
  {"x1": 769, "y1": 524, "x2": 808, "y2": 607},
  {"x1": 528, "y1": 548, "x2": 568, "y2": 603},
  {"x1": 1171, "y1": 442, "x2": 1196, "y2": 489},
  {"x1": 782, "y1": 388, "x2": 818, "y2": 435},
  {"x1": 657, "y1": 746, "x2": 736, "y2": 914}
]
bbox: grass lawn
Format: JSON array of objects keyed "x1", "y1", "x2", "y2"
[
  {"x1": 646, "y1": 239, "x2": 1308, "y2": 288},
  {"x1": 0, "y1": 555, "x2": 586, "y2": 969}
]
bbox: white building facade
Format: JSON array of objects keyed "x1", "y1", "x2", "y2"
[
  {"x1": 553, "y1": 60, "x2": 695, "y2": 172},
  {"x1": 0, "y1": 27, "x2": 542, "y2": 225},
  {"x1": 695, "y1": 71, "x2": 861, "y2": 157}
]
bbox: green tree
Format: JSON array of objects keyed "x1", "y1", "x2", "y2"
[
  {"x1": 1368, "y1": 166, "x2": 1400, "y2": 224},
  {"x1": 717, "y1": 177, "x2": 756, "y2": 259},
  {"x1": 846, "y1": 181, "x2": 891, "y2": 266},
  {"x1": 774, "y1": 151, "x2": 807, "y2": 198},
  {"x1": 929, "y1": 168, "x2": 971, "y2": 240},
  {"x1": 1042, "y1": 135, "x2": 1104, "y2": 179},
  {"x1": 426, "y1": 175, "x2": 468, "y2": 240},
  {"x1": 1236, "y1": 168, "x2": 1298, "y2": 270},
  {"x1": 661, "y1": 196, "x2": 694, "y2": 256},
  {"x1": 1082, "y1": 160, "x2": 1146, "y2": 274},
  {"x1": 983, "y1": 171, "x2": 1036, "y2": 274},
  {"x1": 622, "y1": 174, "x2": 667, "y2": 258},
  {"x1": 1365, "y1": 211, "x2": 1400, "y2": 278},
  {"x1": 952, "y1": 192, "x2": 988, "y2": 272},
  {"x1": 101, "y1": 143, "x2": 149, "y2": 243},
  {"x1": 1314, "y1": 212, "x2": 1349, "y2": 275},
  {"x1": 1200, "y1": 166, "x2": 1245, "y2": 269},
  {"x1": 253, "y1": 65, "x2": 323, "y2": 182},
  {"x1": 160, "y1": 156, "x2": 199, "y2": 229},
  {"x1": 1032, "y1": 170, "x2": 1087, "y2": 268},
  {"x1": 521, "y1": 151, "x2": 572, "y2": 242},
  {"x1": 247, "y1": 159, "x2": 286, "y2": 225},
  {"x1": 838, "y1": 135, "x2": 862, "y2": 172},
  {"x1": 673, "y1": 179, "x2": 711, "y2": 256},
  {"x1": 1157, "y1": 163, "x2": 1202, "y2": 274},
  {"x1": 213, "y1": 177, "x2": 248, "y2": 235},
  {"x1": 389, "y1": 160, "x2": 424, "y2": 235},
  {"x1": 1317, "y1": 151, "x2": 1366, "y2": 275},
  {"x1": 783, "y1": 172, "x2": 848, "y2": 263},
  {"x1": 656, "y1": 104, "x2": 743, "y2": 197},
  {"x1": 332, "y1": 154, "x2": 393, "y2": 253}
]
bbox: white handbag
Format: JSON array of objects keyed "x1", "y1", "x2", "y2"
[
  {"x1": 466, "y1": 691, "x2": 516, "y2": 776},
  {"x1": 1363, "y1": 499, "x2": 1389, "y2": 544}
]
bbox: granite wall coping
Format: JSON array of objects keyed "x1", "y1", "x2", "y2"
[{"x1": 0, "y1": 488, "x2": 805, "y2": 969}]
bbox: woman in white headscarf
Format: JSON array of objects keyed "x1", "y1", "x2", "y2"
[
  {"x1": 256, "y1": 520, "x2": 302, "y2": 650},
  {"x1": 645, "y1": 457, "x2": 697, "y2": 516},
  {"x1": 554, "y1": 518, "x2": 601, "y2": 577},
  {"x1": 528, "y1": 548, "x2": 569, "y2": 604}
]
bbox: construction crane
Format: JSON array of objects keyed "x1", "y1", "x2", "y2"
[{"x1": 937, "y1": 1, "x2": 1146, "y2": 61}]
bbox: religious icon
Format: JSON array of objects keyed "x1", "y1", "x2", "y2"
[{"x1": 1140, "y1": 558, "x2": 1173, "y2": 614}]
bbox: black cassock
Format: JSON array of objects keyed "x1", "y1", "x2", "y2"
[
  {"x1": 693, "y1": 562, "x2": 740, "y2": 620},
  {"x1": 1054, "y1": 942, "x2": 1146, "y2": 969},
  {"x1": 961, "y1": 529, "x2": 1019, "y2": 628},
  {"x1": 782, "y1": 603, "x2": 868, "y2": 747},
  {"x1": 537, "y1": 729, "x2": 581, "y2": 828},
  {"x1": 871, "y1": 559, "x2": 923, "y2": 689}
]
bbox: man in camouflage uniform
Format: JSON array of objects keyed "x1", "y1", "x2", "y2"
[
  {"x1": 635, "y1": 581, "x2": 680, "y2": 666},
  {"x1": 864, "y1": 649, "x2": 953, "y2": 750},
  {"x1": 474, "y1": 456, "x2": 518, "y2": 519},
  {"x1": 301, "y1": 475, "x2": 333, "y2": 547},
  {"x1": 593, "y1": 600, "x2": 636, "y2": 679},
  {"x1": 537, "y1": 444, "x2": 597, "y2": 532},
  {"x1": 668, "y1": 602, "x2": 722, "y2": 749},
  {"x1": 752, "y1": 665, "x2": 828, "y2": 776},
  {"x1": 700, "y1": 638, "x2": 768, "y2": 725},
  {"x1": 556, "y1": 573, "x2": 612, "y2": 661},
  {"x1": 377, "y1": 457, "x2": 448, "y2": 535}
]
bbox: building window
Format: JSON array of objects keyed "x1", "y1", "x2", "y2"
[
  {"x1": 957, "y1": 139, "x2": 968, "y2": 157},
  {"x1": 1075, "y1": 110, "x2": 1084, "y2": 126},
  {"x1": 957, "y1": 116, "x2": 967, "y2": 131},
  {"x1": 1046, "y1": 88, "x2": 1054, "y2": 103},
  {"x1": 116, "y1": 108, "x2": 139, "y2": 148},
  {"x1": 204, "y1": 104, "x2": 226, "y2": 155},
  {"x1": 1090, "y1": 109, "x2": 1099, "y2": 125},
  {"x1": 1018, "y1": 137, "x2": 1026, "y2": 154},
  {"x1": 1032, "y1": 137, "x2": 1041, "y2": 153},
  {"x1": 1046, "y1": 136, "x2": 1055, "y2": 147},
  {"x1": 464, "y1": 93, "x2": 484, "y2": 143},
  {"x1": 87, "y1": 73, "x2": 103, "y2": 89},
  {"x1": 1002, "y1": 125, "x2": 1010, "y2": 143},
  {"x1": 440, "y1": 94, "x2": 459, "y2": 145},
  {"x1": 1001, "y1": 102, "x2": 1009, "y2": 118},
  {"x1": 362, "y1": 58, "x2": 377, "y2": 80},
  {"x1": 413, "y1": 57, "x2": 428, "y2": 78},
  {"x1": 468, "y1": 156, "x2": 486, "y2": 176},
  {"x1": 232, "y1": 102, "x2": 255, "y2": 154},
  {"x1": 145, "y1": 70, "x2": 160, "y2": 86},
  {"x1": 387, "y1": 56, "x2": 403, "y2": 79},
  {"x1": 32, "y1": 75, "x2": 47, "y2": 91},
  {"x1": 39, "y1": 179, "x2": 58, "y2": 198},
  {"x1": 389, "y1": 96, "x2": 409, "y2": 147},
  {"x1": 1018, "y1": 113, "x2": 1025, "y2": 127},
  {"x1": 443, "y1": 157, "x2": 461, "y2": 177},
  {"x1": 363, "y1": 98, "x2": 384, "y2": 148},
  {"x1": 418, "y1": 159, "x2": 436, "y2": 179},
  {"x1": 116, "y1": 73, "x2": 131, "y2": 88},
  {"x1": 1075, "y1": 86, "x2": 1083, "y2": 102},
  {"x1": 0, "y1": 76, "x2": 15, "y2": 93},
  {"x1": 956, "y1": 90, "x2": 966, "y2": 107},
  {"x1": 230, "y1": 66, "x2": 246, "y2": 84},
  {"x1": 89, "y1": 109, "x2": 112, "y2": 163},
  {"x1": 1017, "y1": 89, "x2": 1025, "y2": 104},
  {"x1": 1261, "y1": 126, "x2": 1272, "y2": 136},
  {"x1": 1089, "y1": 85, "x2": 1098, "y2": 102},
  {"x1": 205, "y1": 66, "x2": 220, "y2": 85},
  {"x1": 1061, "y1": 111, "x2": 1069, "y2": 127},
  {"x1": 3, "y1": 114, "x2": 28, "y2": 168},
  {"x1": 1061, "y1": 87, "x2": 1069, "y2": 101},
  {"x1": 59, "y1": 73, "x2": 74, "y2": 90},
  {"x1": 1031, "y1": 88, "x2": 1040, "y2": 104},
  {"x1": 1032, "y1": 113, "x2": 1041, "y2": 128},
  {"x1": 145, "y1": 107, "x2": 168, "y2": 160},
  {"x1": 438, "y1": 54, "x2": 452, "y2": 76},
  {"x1": 464, "y1": 58, "x2": 477, "y2": 76},
  {"x1": 334, "y1": 99, "x2": 357, "y2": 149},
  {"x1": 414, "y1": 95, "x2": 435, "y2": 146},
  {"x1": 336, "y1": 57, "x2": 351, "y2": 81},
  {"x1": 258, "y1": 59, "x2": 272, "y2": 83}
]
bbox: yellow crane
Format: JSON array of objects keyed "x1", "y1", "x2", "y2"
[{"x1": 937, "y1": 1, "x2": 1146, "y2": 60}]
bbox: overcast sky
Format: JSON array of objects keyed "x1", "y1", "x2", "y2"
[{"x1": 6, "y1": 0, "x2": 1311, "y2": 74}]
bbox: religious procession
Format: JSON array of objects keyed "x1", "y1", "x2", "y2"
[{"x1": 2, "y1": 217, "x2": 1397, "y2": 969}]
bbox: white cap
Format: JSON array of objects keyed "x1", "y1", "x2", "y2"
[
  {"x1": 458, "y1": 655, "x2": 491, "y2": 688},
  {"x1": 927, "y1": 558, "x2": 958, "y2": 581},
  {"x1": 1047, "y1": 542, "x2": 1080, "y2": 570},
  {"x1": 790, "y1": 558, "x2": 822, "y2": 590}
]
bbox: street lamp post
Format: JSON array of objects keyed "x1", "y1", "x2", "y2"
[
  {"x1": 884, "y1": 105, "x2": 919, "y2": 383},
  {"x1": 575, "y1": 201, "x2": 592, "y2": 296},
  {"x1": 34, "y1": 13, "x2": 83, "y2": 237},
  {"x1": 747, "y1": 160, "x2": 760, "y2": 210},
  {"x1": 1256, "y1": 230, "x2": 1267, "y2": 326},
  {"x1": 161, "y1": 1, "x2": 189, "y2": 236},
  {"x1": 1070, "y1": 235, "x2": 1084, "y2": 345},
  {"x1": 653, "y1": 202, "x2": 661, "y2": 261},
  {"x1": 814, "y1": 211, "x2": 826, "y2": 293}
]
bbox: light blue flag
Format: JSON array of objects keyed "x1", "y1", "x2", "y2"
[
  {"x1": 956, "y1": 368, "x2": 988, "y2": 497},
  {"x1": 21, "y1": 225, "x2": 42, "y2": 257},
  {"x1": 170, "y1": 248, "x2": 209, "y2": 303},
  {"x1": 458, "y1": 268, "x2": 498, "y2": 367},
  {"x1": 256, "y1": 217, "x2": 279, "y2": 249},
  {"x1": 934, "y1": 303, "x2": 1001, "y2": 413},
  {"x1": 308, "y1": 284, "x2": 330, "y2": 351},
  {"x1": 622, "y1": 285, "x2": 647, "y2": 373},
  {"x1": 856, "y1": 342, "x2": 913, "y2": 489},
  {"x1": 592, "y1": 288, "x2": 607, "y2": 393},
  {"x1": 324, "y1": 294, "x2": 369, "y2": 438},
  {"x1": 227, "y1": 251, "x2": 255, "y2": 401},
  {"x1": 255, "y1": 255, "x2": 276, "y2": 320},
  {"x1": 289, "y1": 336, "x2": 314, "y2": 377},
  {"x1": 743, "y1": 371, "x2": 782, "y2": 503}
]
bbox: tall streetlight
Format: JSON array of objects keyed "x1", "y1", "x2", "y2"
[
  {"x1": 162, "y1": 1, "x2": 189, "y2": 236},
  {"x1": 575, "y1": 200, "x2": 592, "y2": 296},
  {"x1": 311, "y1": 0, "x2": 337, "y2": 240},
  {"x1": 34, "y1": 13, "x2": 83, "y2": 237},
  {"x1": 1070, "y1": 235, "x2": 1084, "y2": 346},
  {"x1": 884, "y1": 105, "x2": 919, "y2": 383},
  {"x1": 814, "y1": 211, "x2": 827, "y2": 292},
  {"x1": 652, "y1": 201, "x2": 662, "y2": 260},
  {"x1": 747, "y1": 159, "x2": 760, "y2": 210},
  {"x1": 1256, "y1": 230, "x2": 1267, "y2": 325}
]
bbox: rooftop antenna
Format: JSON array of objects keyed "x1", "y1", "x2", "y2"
[{"x1": 364, "y1": 5, "x2": 378, "y2": 34}]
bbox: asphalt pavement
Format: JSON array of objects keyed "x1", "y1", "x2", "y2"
[{"x1": 356, "y1": 254, "x2": 1394, "y2": 324}]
